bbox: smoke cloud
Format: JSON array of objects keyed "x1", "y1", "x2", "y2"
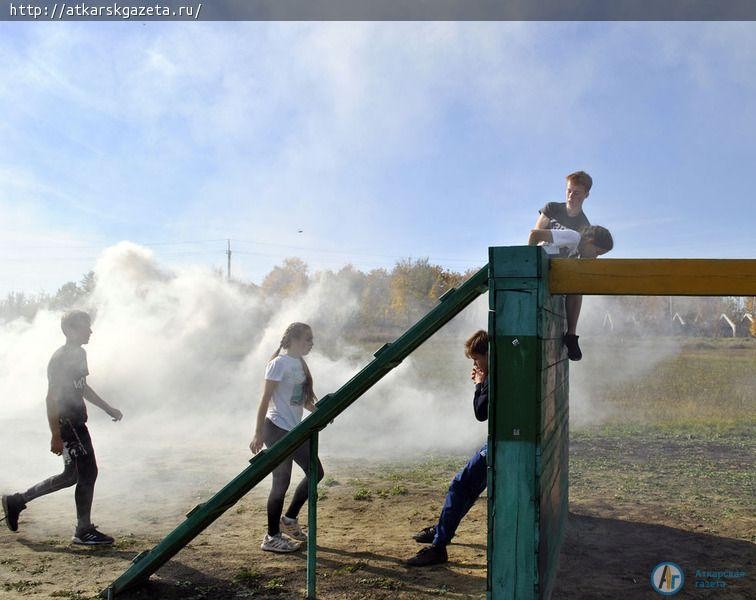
[
  {"x1": 1, "y1": 244, "x2": 686, "y2": 533},
  {"x1": 570, "y1": 296, "x2": 682, "y2": 426},
  {"x1": 0, "y1": 243, "x2": 487, "y2": 530}
]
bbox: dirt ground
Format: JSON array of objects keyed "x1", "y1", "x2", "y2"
[{"x1": 1, "y1": 433, "x2": 754, "y2": 600}]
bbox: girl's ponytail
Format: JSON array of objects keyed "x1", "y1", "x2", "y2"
[{"x1": 299, "y1": 357, "x2": 315, "y2": 404}]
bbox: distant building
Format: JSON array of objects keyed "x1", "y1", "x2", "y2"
[
  {"x1": 717, "y1": 314, "x2": 736, "y2": 338},
  {"x1": 736, "y1": 314, "x2": 754, "y2": 338},
  {"x1": 671, "y1": 312, "x2": 688, "y2": 335}
]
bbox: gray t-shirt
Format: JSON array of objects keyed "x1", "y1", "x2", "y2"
[
  {"x1": 48, "y1": 344, "x2": 89, "y2": 424},
  {"x1": 540, "y1": 202, "x2": 590, "y2": 231},
  {"x1": 539, "y1": 202, "x2": 590, "y2": 257}
]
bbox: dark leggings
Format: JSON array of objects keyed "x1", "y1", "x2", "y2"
[
  {"x1": 262, "y1": 418, "x2": 324, "y2": 536},
  {"x1": 22, "y1": 422, "x2": 98, "y2": 529}
]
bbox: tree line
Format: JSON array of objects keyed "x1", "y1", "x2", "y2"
[{"x1": 2, "y1": 258, "x2": 754, "y2": 339}]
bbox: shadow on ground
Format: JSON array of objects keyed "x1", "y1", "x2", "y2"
[{"x1": 553, "y1": 512, "x2": 754, "y2": 599}]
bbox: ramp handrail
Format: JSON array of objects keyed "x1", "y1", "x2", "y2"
[{"x1": 104, "y1": 264, "x2": 489, "y2": 597}]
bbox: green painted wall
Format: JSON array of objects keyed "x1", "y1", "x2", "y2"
[{"x1": 488, "y1": 246, "x2": 569, "y2": 600}]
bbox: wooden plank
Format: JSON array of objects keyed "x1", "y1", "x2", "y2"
[
  {"x1": 550, "y1": 258, "x2": 756, "y2": 296},
  {"x1": 489, "y1": 246, "x2": 571, "y2": 600},
  {"x1": 541, "y1": 378, "x2": 569, "y2": 428},
  {"x1": 540, "y1": 362, "x2": 569, "y2": 398},
  {"x1": 540, "y1": 409, "x2": 568, "y2": 484},
  {"x1": 542, "y1": 292, "x2": 566, "y2": 318},
  {"x1": 539, "y1": 305, "x2": 567, "y2": 340},
  {"x1": 493, "y1": 278, "x2": 540, "y2": 291},
  {"x1": 489, "y1": 440, "x2": 538, "y2": 600},
  {"x1": 539, "y1": 462, "x2": 568, "y2": 600},
  {"x1": 539, "y1": 439, "x2": 568, "y2": 547},
  {"x1": 490, "y1": 246, "x2": 543, "y2": 279},
  {"x1": 541, "y1": 396, "x2": 568, "y2": 453},
  {"x1": 540, "y1": 381, "x2": 568, "y2": 443},
  {"x1": 493, "y1": 291, "x2": 539, "y2": 337},
  {"x1": 489, "y1": 251, "x2": 542, "y2": 600},
  {"x1": 540, "y1": 410, "x2": 568, "y2": 497},
  {"x1": 495, "y1": 335, "x2": 539, "y2": 443},
  {"x1": 541, "y1": 339, "x2": 567, "y2": 370}
]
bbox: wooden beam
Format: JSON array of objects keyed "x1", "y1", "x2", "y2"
[{"x1": 550, "y1": 259, "x2": 756, "y2": 296}]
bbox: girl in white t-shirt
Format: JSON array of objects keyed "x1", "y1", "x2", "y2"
[{"x1": 249, "y1": 322, "x2": 324, "y2": 553}]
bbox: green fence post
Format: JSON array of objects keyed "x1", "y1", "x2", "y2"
[
  {"x1": 307, "y1": 432, "x2": 319, "y2": 599},
  {"x1": 487, "y1": 246, "x2": 569, "y2": 600}
]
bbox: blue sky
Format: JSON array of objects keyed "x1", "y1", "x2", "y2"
[{"x1": 1, "y1": 22, "x2": 754, "y2": 295}]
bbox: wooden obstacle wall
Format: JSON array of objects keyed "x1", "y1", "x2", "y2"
[{"x1": 488, "y1": 247, "x2": 569, "y2": 600}]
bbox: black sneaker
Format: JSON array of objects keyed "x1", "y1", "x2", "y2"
[
  {"x1": 72, "y1": 525, "x2": 114, "y2": 546},
  {"x1": 564, "y1": 334, "x2": 582, "y2": 361},
  {"x1": 412, "y1": 525, "x2": 437, "y2": 544},
  {"x1": 406, "y1": 544, "x2": 448, "y2": 567},
  {"x1": 2, "y1": 494, "x2": 26, "y2": 532}
]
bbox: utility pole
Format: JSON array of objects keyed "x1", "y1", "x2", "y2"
[{"x1": 226, "y1": 239, "x2": 232, "y2": 281}]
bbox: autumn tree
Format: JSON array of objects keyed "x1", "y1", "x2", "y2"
[
  {"x1": 261, "y1": 257, "x2": 310, "y2": 298},
  {"x1": 388, "y1": 258, "x2": 446, "y2": 327}
]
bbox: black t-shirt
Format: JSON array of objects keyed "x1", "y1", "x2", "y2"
[
  {"x1": 539, "y1": 202, "x2": 590, "y2": 258},
  {"x1": 48, "y1": 344, "x2": 89, "y2": 424},
  {"x1": 539, "y1": 202, "x2": 590, "y2": 232}
]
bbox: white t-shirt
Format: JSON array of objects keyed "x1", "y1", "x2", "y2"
[
  {"x1": 265, "y1": 354, "x2": 307, "y2": 431},
  {"x1": 540, "y1": 228, "x2": 581, "y2": 257}
]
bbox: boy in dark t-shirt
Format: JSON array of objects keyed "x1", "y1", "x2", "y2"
[
  {"x1": 2, "y1": 310, "x2": 122, "y2": 545},
  {"x1": 533, "y1": 170, "x2": 595, "y2": 360}
]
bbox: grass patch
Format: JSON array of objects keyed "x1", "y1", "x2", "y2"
[
  {"x1": 577, "y1": 338, "x2": 756, "y2": 428},
  {"x1": 263, "y1": 576, "x2": 286, "y2": 591},
  {"x1": 333, "y1": 561, "x2": 367, "y2": 575},
  {"x1": 391, "y1": 483, "x2": 409, "y2": 495},
  {"x1": 569, "y1": 422, "x2": 755, "y2": 540},
  {"x1": 353, "y1": 487, "x2": 372, "y2": 501},
  {"x1": 4, "y1": 580, "x2": 41, "y2": 592},
  {"x1": 358, "y1": 576, "x2": 400, "y2": 590},
  {"x1": 233, "y1": 567, "x2": 262, "y2": 588}
]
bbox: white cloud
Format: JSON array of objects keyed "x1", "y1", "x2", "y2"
[{"x1": 1, "y1": 22, "x2": 754, "y2": 293}]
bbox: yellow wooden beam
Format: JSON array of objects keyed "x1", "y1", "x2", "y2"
[{"x1": 549, "y1": 259, "x2": 756, "y2": 296}]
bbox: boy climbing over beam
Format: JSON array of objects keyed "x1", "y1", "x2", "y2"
[{"x1": 533, "y1": 171, "x2": 610, "y2": 360}]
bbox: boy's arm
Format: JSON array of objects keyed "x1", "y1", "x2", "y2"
[
  {"x1": 473, "y1": 381, "x2": 488, "y2": 422},
  {"x1": 45, "y1": 385, "x2": 63, "y2": 454},
  {"x1": 250, "y1": 380, "x2": 277, "y2": 454},
  {"x1": 83, "y1": 384, "x2": 123, "y2": 421},
  {"x1": 528, "y1": 229, "x2": 554, "y2": 245},
  {"x1": 533, "y1": 213, "x2": 552, "y2": 230},
  {"x1": 471, "y1": 366, "x2": 489, "y2": 422}
]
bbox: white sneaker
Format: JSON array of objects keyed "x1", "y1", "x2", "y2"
[
  {"x1": 261, "y1": 532, "x2": 301, "y2": 553},
  {"x1": 280, "y1": 515, "x2": 307, "y2": 542}
]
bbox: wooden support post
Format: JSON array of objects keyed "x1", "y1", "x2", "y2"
[
  {"x1": 488, "y1": 246, "x2": 569, "y2": 600},
  {"x1": 307, "y1": 432, "x2": 319, "y2": 599}
]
